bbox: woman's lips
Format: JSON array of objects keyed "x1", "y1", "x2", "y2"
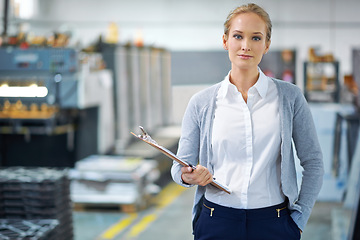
[{"x1": 238, "y1": 54, "x2": 253, "y2": 59}]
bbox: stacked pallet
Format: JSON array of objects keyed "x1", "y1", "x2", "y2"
[
  {"x1": 0, "y1": 167, "x2": 73, "y2": 240},
  {"x1": 0, "y1": 219, "x2": 59, "y2": 240}
]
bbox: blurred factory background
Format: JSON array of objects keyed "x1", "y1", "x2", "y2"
[{"x1": 0, "y1": 0, "x2": 359, "y2": 239}]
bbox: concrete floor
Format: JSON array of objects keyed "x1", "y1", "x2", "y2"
[
  {"x1": 73, "y1": 184, "x2": 343, "y2": 240},
  {"x1": 73, "y1": 182, "x2": 194, "y2": 240}
]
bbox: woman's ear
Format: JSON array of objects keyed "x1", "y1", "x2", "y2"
[
  {"x1": 264, "y1": 40, "x2": 271, "y2": 54},
  {"x1": 222, "y1": 34, "x2": 228, "y2": 50}
]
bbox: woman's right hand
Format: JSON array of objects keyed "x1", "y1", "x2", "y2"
[{"x1": 181, "y1": 165, "x2": 213, "y2": 186}]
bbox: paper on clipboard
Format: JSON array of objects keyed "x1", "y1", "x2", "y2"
[{"x1": 131, "y1": 126, "x2": 231, "y2": 194}]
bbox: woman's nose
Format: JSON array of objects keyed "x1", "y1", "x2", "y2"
[
  {"x1": 242, "y1": 44, "x2": 251, "y2": 51},
  {"x1": 241, "y1": 40, "x2": 251, "y2": 51}
]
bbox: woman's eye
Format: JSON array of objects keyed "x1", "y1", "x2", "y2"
[
  {"x1": 233, "y1": 34, "x2": 242, "y2": 39},
  {"x1": 253, "y1": 36, "x2": 261, "y2": 41}
]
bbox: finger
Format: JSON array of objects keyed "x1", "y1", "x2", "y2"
[
  {"x1": 196, "y1": 166, "x2": 209, "y2": 178},
  {"x1": 194, "y1": 166, "x2": 208, "y2": 179},
  {"x1": 181, "y1": 166, "x2": 193, "y2": 174},
  {"x1": 195, "y1": 165, "x2": 206, "y2": 173},
  {"x1": 205, "y1": 174, "x2": 213, "y2": 185},
  {"x1": 197, "y1": 169, "x2": 213, "y2": 186}
]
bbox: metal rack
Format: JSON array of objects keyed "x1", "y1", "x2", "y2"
[
  {"x1": 304, "y1": 61, "x2": 340, "y2": 102},
  {"x1": 352, "y1": 49, "x2": 360, "y2": 110}
]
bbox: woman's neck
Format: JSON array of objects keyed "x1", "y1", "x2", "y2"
[{"x1": 229, "y1": 66, "x2": 259, "y2": 95}]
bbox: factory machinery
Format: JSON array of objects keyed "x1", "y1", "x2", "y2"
[
  {"x1": 0, "y1": 47, "x2": 77, "y2": 122},
  {"x1": 0, "y1": 47, "x2": 115, "y2": 167},
  {"x1": 100, "y1": 43, "x2": 173, "y2": 153},
  {"x1": 0, "y1": 44, "x2": 175, "y2": 213}
]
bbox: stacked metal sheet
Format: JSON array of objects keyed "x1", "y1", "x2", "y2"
[
  {"x1": 0, "y1": 167, "x2": 73, "y2": 240},
  {"x1": 70, "y1": 155, "x2": 159, "y2": 210},
  {"x1": 0, "y1": 219, "x2": 59, "y2": 240}
]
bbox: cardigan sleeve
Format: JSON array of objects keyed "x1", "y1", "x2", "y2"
[
  {"x1": 291, "y1": 87, "x2": 324, "y2": 230},
  {"x1": 171, "y1": 95, "x2": 201, "y2": 188}
]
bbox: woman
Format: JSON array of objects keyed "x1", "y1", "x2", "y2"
[{"x1": 171, "y1": 3, "x2": 324, "y2": 240}]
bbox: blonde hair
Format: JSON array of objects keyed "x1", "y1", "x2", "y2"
[{"x1": 224, "y1": 3, "x2": 272, "y2": 42}]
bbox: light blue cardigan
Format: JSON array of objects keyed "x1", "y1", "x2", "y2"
[{"x1": 171, "y1": 78, "x2": 324, "y2": 231}]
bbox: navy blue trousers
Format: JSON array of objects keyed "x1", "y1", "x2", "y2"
[{"x1": 194, "y1": 198, "x2": 301, "y2": 240}]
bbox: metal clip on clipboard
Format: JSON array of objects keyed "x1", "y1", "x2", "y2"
[{"x1": 131, "y1": 126, "x2": 231, "y2": 194}]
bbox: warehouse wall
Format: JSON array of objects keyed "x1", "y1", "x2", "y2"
[
  {"x1": 5, "y1": 0, "x2": 360, "y2": 76},
  {"x1": 2, "y1": 0, "x2": 360, "y2": 91}
]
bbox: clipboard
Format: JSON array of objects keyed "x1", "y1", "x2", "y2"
[{"x1": 131, "y1": 126, "x2": 231, "y2": 194}]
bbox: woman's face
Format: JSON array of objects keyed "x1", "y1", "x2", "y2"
[{"x1": 223, "y1": 12, "x2": 270, "y2": 71}]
